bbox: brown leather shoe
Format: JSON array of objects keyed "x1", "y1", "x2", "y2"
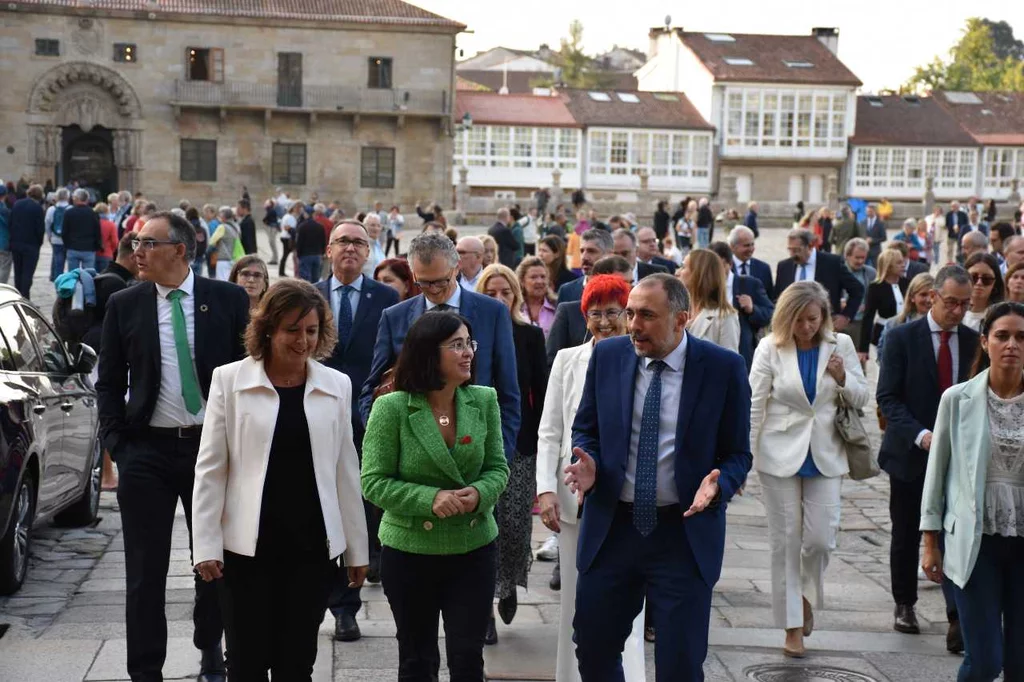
[
  {"x1": 947, "y1": 619, "x2": 964, "y2": 654},
  {"x1": 894, "y1": 604, "x2": 920, "y2": 634}
]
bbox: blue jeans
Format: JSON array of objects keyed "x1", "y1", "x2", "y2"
[
  {"x1": 49, "y1": 242, "x2": 66, "y2": 281},
  {"x1": 95, "y1": 257, "x2": 111, "y2": 273},
  {"x1": 697, "y1": 227, "x2": 711, "y2": 248},
  {"x1": 298, "y1": 255, "x2": 321, "y2": 283},
  {"x1": 66, "y1": 249, "x2": 96, "y2": 271},
  {"x1": 953, "y1": 534, "x2": 1024, "y2": 682}
]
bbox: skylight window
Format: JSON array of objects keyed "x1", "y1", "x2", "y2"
[
  {"x1": 783, "y1": 60, "x2": 814, "y2": 68},
  {"x1": 943, "y1": 91, "x2": 982, "y2": 105},
  {"x1": 981, "y1": 109, "x2": 994, "y2": 116},
  {"x1": 704, "y1": 33, "x2": 736, "y2": 42},
  {"x1": 587, "y1": 91, "x2": 611, "y2": 102},
  {"x1": 653, "y1": 93, "x2": 679, "y2": 102},
  {"x1": 616, "y1": 93, "x2": 640, "y2": 103},
  {"x1": 723, "y1": 57, "x2": 754, "y2": 66},
  {"x1": 902, "y1": 95, "x2": 920, "y2": 106},
  {"x1": 866, "y1": 96, "x2": 883, "y2": 107}
]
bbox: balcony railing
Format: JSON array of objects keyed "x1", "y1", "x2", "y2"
[{"x1": 172, "y1": 80, "x2": 448, "y2": 116}]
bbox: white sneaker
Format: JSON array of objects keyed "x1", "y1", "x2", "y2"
[{"x1": 536, "y1": 535, "x2": 559, "y2": 561}]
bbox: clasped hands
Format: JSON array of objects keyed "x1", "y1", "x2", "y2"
[
  {"x1": 432, "y1": 486, "x2": 480, "y2": 518},
  {"x1": 563, "y1": 447, "x2": 721, "y2": 517}
]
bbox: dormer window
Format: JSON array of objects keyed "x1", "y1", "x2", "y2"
[
  {"x1": 724, "y1": 57, "x2": 754, "y2": 66},
  {"x1": 704, "y1": 33, "x2": 736, "y2": 42},
  {"x1": 783, "y1": 60, "x2": 814, "y2": 68}
]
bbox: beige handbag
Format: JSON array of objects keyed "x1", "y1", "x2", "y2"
[{"x1": 835, "y1": 390, "x2": 879, "y2": 480}]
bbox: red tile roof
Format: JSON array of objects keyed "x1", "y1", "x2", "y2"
[
  {"x1": 851, "y1": 95, "x2": 977, "y2": 147},
  {"x1": 679, "y1": 32, "x2": 861, "y2": 86},
  {"x1": 559, "y1": 89, "x2": 712, "y2": 130},
  {"x1": 12, "y1": 0, "x2": 464, "y2": 27},
  {"x1": 455, "y1": 92, "x2": 579, "y2": 128},
  {"x1": 456, "y1": 70, "x2": 638, "y2": 95},
  {"x1": 933, "y1": 91, "x2": 1024, "y2": 146}
]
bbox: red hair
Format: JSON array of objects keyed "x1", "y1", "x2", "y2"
[
  {"x1": 374, "y1": 258, "x2": 420, "y2": 299},
  {"x1": 581, "y1": 274, "x2": 630, "y2": 315}
]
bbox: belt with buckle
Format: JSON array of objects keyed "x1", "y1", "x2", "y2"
[{"x1": 147, "y1": 425, "x2": 203, "y2": 439}]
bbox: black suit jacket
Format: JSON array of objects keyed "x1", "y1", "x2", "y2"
[
  {"x1": 637, "y1": 261, "x2": 667, "y2": 280},
  {"x1": 545, "y1": 301, "x2": 588, "y2": 367},
  {"x1": 513, "y1": 323, "x2": 548, "y2": 456},
  {"x1": 647, "y1": 255, "x2": 677, "y2": 272},
  {"x1": 489, "y1": 221, "x2": 519, "y2": 269},
  {"x1": 733, "y1": 274, "x2": 773, "y2": 369},
  {"x1": 945, "y1": 210, "x2": 969, "y2": 240},
  {"x1": 904, "y1": 259, "x2": 929, "y2": 281},
  {"x1": 774, "y1": 252, "x2": 864, "y2": 320},
  {"x1": 876, "y1": 317, "x2": 979, "y2": 482},
  {"x1": 735, "y1": 258, "x2": 773, "y2": 300},
  {"x1": 96, "y1": 275, "x2": 251, "y2": 454},
  {"x1": 315, "y1": 276, "x2": 399, "y2": 448},
  {"x1": 239, "y1": 214, "x2": 258, "y2": 255},
  {"x1": 859, "y1": 279, "x2": 909, "y2": 352}
]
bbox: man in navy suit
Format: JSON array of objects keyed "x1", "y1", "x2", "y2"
[
  {"x1": 546, "y1": 256, "x2": 633, "y2": 367},
  {"x1": 876, "y1": 265, "x2": 977, "y2": 650},
  {"x1": 944, "y1": 200, "x2": 969, "y2": 264},
  {"x1": 861, "y1": 203, "x2": 887, "y2": 266},
  {"x1": 556, "y1": 228, "x2": 614, "y2": 305},
  {"x1": 565, "y1": 274, "x2": 751, "y2": 680},
  {"x1": 775, "y1": 228, "x2": 863, "y2": 333},
  {"x1": 709, "y1": 241, "x2": 773, "y2": 369},
  {"x1": 316, "y1": 220, "x2": 399, "y2": 643},
  {"x1": 636, "y1": 226, "x2": 678, "y2": 272},
  {"x1": 728, "y1": 225, "x2": 773, "y2": 298},
  {"x1": 359, "y1": 232, "x2": 520, "y2": 458}
]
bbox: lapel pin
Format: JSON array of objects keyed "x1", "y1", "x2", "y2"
[{"x1": 200, "y1": 304, "x2": 209, "y2": 312}]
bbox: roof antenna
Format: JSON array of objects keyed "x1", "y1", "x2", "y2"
[{"x1": 665, "y1": 15, "x2": 671, "y2": 29}]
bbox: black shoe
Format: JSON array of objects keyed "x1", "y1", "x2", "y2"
[
  {"x1": 644, "y1": 626, "x2": 655, "y2": 643},
  {"x1": 334, "y1": 612, "x2": 361, "y2": 642},
  {"x1": 484, "y1": 616, "x2": 498, "y2": 646},
  {"x1": 894, "y1": 604, "x2": 920, "y2": 634},
  {"x1": 947, "y1": 619, "x2": 964, "y2": 654},
  {"x1": 197, "y1": 645, "x2": 226, "y2": 682},
  {"x1": 549, "y1": 561, "x2": 561, "y2": 591},
  {"x1": 498, "y1": 593, "x2": 518, "y2": 625},
  {"x1": 366, "y1": 560, "x2": 381, "y2": 584}
]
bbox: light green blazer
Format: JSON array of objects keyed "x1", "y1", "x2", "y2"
[
  {"x1": 361, "y1": 385, "x2": 510, "y2": 556},
  {"x1": 920, "y1": 370, "x2": 992, "y2": 588}
]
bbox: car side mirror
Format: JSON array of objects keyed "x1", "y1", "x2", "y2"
[{"x1": 70, "y1": 343, "x2": 98, "y2": 375}]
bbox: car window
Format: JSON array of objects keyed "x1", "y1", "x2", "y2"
[
  {"x1": 20, "y1": 306, "x2": 70, "y2": 374},
  {"x1": 0, "y1": 305, "x2": 42, "y2": 372}
]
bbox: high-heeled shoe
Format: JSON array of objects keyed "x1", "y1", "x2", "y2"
[
  {"x1": 783, "y1": 628, "x2": 805, "y2": 658},
  {"x1": 803, "y1": 597, "x2": 814, "y2": 638},
  {"x1": 498, "y1": 593, "x2": 518, "y2": 625}
]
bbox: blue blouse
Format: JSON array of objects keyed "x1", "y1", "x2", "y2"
[{"x1": 796, "y1": 347, "x2": 822, "y2": 477}]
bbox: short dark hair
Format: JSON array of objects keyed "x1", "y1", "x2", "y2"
[
  {"x1": 116, "y1": 233, "x2": 135, "y2": 260},
  {"x1": 393, "y1": 312, "x2": 476, "y2": 394},
  {"x1": 992, "y1": 221, "x2": 1015, "y2": 246},
  {"x1": 149, "y1": 210, "x2": 197, "y2": 261},
  {"x1": 244, "y1": 279, "x2": 337, "y2": 361},
  {"x1": 592, "y1": 255, "x2": 632, "y2": 276},
  {"x1": 708, "y1": 241, "x2": 733, "y2": 263},
  {"x1": 237, "y1": 199, "x2": 251, "y2": 211}
]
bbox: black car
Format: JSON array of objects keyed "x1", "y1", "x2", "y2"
[{"x1": 0, "y1": 284, "x2": 100, "y2": 595}]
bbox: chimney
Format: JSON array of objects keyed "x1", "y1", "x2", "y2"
[{"x1": 812, "y1": 27, "x2": 838, "y2": 55}]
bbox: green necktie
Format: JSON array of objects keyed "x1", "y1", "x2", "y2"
[{"x1": 167, "y1": 289, "x2": 203, "y2": 415}]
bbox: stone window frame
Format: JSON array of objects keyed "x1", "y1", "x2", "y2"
[
  {"x1": 186, "y1": 47, "x2": 225, "y2": 83},
  {"x1": 35, "y1": 39, "x2": 60, "y2": 57},
  {"x1": 113, "y1": 43, "x2": 137, "y2": 63},
  {"x1": 271, "y1": 143, "x2": 307, "y2": 185},
  {"x1": 361, "y1": 147, "x2": 395, "y2": 189},
  {"x1": 368, "y1": 57, "x2": 393, "y2": 89},
  {"x1": 180, "y1": 139, "x2": 217, "y2": 183}
]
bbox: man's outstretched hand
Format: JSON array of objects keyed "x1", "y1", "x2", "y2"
[
  {"x1": 564, "y1": 447, "x2": 596, "y2": 506},
  {"x1": 683, "y1": 469, "x2": 720, "y2": 518}
]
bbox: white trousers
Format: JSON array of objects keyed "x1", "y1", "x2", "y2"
[
  {"x1": 557, "y1": 522, "x2": 646, "y2": 682},
  {"x1": 760, "y1": 472, "x2": 842, "y2": 629}
]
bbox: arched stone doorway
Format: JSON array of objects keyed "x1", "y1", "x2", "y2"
[{"x1": 26, "y1": 61, "x2": 144, "y2": 193}]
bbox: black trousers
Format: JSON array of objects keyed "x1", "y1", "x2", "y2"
[
  {"x1": 381, "y1": 542, "x2": 497, "y2": 682},
  {"x1": 279, "y1": 238, "x2": 293, "y2": 277},
  {"x1": 116, "y1": 432, "x2": 223, "y2": 682},
  {"x1": 219, "y1": 550, "x2": 335, "y2": 682},
  {"x1": 889, "y1": 473, "x2": 958, "y2": 618},
  {"x1": 327, "y1": 498, "x2": 381, "y2": 617},
  {"x1": 10, "y1": 246, "x2": 39, "y2": 299}
]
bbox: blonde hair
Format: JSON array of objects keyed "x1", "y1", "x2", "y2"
[
  {"x1": 770, "y1": 281, "x2": 834, "y2": 346},
  {"x1": 685, "y1": 249, "x2": 734, "y2": 315},
  {"x1": 515, "y1": 256, "x2": 555, "y2": 304},
  {"x1": 897, "y1": 273, "x2": 934, "y2": 324},
  {"x1": 476, "y1": 264, "x2": 525, "y2": 325},
  {"x1": 479, "y1": 235, "x2": 498, "y2": 265},
  {"x1": 874, "y1": 249, "x2": 903, "y2": 283}
]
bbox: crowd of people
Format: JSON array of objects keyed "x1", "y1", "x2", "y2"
[{"x1": 2, "y1": 174, "x2": 1022, "y2": 682}]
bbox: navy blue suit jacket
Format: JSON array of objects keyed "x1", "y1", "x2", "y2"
[
  {"x1": 358, "y1": 290, "x2": 521, "y2": 459},
  {"x1": 735, "y1": 258, "x2": 773, "y2": 301},
  {"x1": 556, "y1": 277, "x2": 585, "y2": 306},
  {"x1": 571, "y1": 335, "x2": 752, "y2": 586},
  {"x1": 316, "y1": 277, "x2": 399, "y2": 449},
  {"x1": 876, "y1": 317, "x2": 978, "y2": 482},
  {"x1": 733, "y1": 274, "x2": 773, "y2": 369}
]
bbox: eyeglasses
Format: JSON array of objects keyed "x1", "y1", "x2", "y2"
[
  {"x1": 442, "y1": 339, "x2": 478, "y2": 354},
  {"x1": 414, "y1": 271, "x2": 454, "y2": 290},
  {"x1": 457, "y1": 250, "x2": 483, "y2": 257},
  {"x1": 131, "y1": 239, "x2": 181, "y2": 251},
  {"x1": 330, "y1": 237, "x2": 369, "y2": 249},
  {"x1": 238, "y1": 270, "x2": 265, "y2": 280},
  {"x1": 970, "y1": 273, "x2": 996, "y2": 286},
  {"x1": 938, "y1": 296, "x2": 972, "y2": 311},
  {"x1": 586, "y1": 308, "x2": 626, "y2": 321}
]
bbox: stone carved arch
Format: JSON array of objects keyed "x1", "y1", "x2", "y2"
[{"x1": 28, "y1": 61, "x2": 143, "y2": 121}]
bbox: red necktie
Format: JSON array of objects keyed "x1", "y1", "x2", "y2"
[{"x1": 938, "y1": 331, "x2": 953, "y2": 393}]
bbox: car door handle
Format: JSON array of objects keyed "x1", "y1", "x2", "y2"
[
  {"x1": 60, "y1": 402, "x2": 74, "y2": 412},
  {"x1": 33, "y1": 405, "x2": 47, "y2": 415}
]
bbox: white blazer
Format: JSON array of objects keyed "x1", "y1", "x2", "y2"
[
  {"x1": 749, "y1": 333, "x2": 868, "y2": 478},
  {"x1": 687, "y1": 307, "x2": 741, "y2": 353},
  {"x1": 536, "y1": 341, "x2": 593, "y2": 524},
  {"x1": 192, "y1": 356, "x2": 369, "y2": 567}
]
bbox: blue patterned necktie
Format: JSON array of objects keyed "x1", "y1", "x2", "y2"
[
  {"x1": 337, "y1": 285, "x2": 353, "y2": 347},
  {"x1": 799, "y1": 264, "x2": 808, "y2": 281},
  {"x1": 633, "y1": 360, "x2": 666, "y2": 536}
]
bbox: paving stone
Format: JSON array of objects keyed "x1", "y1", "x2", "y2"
[
  {"x1": 863, "y1": 652, "x2": 963, "y2": 681},
  {"x1": 86, "y1": 637, "x2": 200, "y2": 681},
  {"x1": 0, "y1": 638, "x2": 103, "y2": 682}
]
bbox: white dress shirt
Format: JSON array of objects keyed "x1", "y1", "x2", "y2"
[
  {"x1": 425, "y1": 284, "x2": 462, "y2": 312},
  {"x1": 725, "y1": 270, "x2": 735, "y2": 304},
  {"x1": 916, "y1": 311, "x2": 960, "y2": 447},
  {"x1": 459, "y1": 267, "x2": 483, "y2": 292},
  {"x1": 621, "y1": 333, "x2": 688, "y2": 506},
  {"x1": 150, "y1": 269, "x2": 205, "y2": 427},
  {"x1": 330, "y1": 274, "x2": 363, "y2": 326},
  {"x1": 796, "y1": 248, "x2": 817, "y2": 283}
]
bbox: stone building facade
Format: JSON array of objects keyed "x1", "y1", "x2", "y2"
[{"x1": 0, "y1": 0, "x2": 463, "y2": 210}]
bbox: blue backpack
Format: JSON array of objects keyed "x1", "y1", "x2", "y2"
[{"x1": 52, "y1": 205, "x2": 67, "y2": 237}]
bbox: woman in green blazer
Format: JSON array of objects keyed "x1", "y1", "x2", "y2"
[
  {"x1": 922, "y1": 302, "x2": 1024, "y2": 682},
  {"x1": 362, "y1": 311, "x2": 509, "y2": 682}
]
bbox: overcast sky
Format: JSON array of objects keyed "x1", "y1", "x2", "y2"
[{"x1": 414, "y1": 0, "x2": 1020, "y2": 92}]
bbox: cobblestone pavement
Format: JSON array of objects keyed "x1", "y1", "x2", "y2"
[{"x1": 0, "y1": 228, "x2": 971, "y2": 681}]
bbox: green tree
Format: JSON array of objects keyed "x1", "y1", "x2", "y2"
[
  {"x1": 532, "y1": 20, "x2": 616, "y2": 89},
  {"x1": 904, "y1": 17, "x2": 1024, "y2": 93}
]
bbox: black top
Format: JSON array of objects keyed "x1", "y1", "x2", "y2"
[
  {"x1": 61, "y1": 204, "x2": 102, "y2": 252},
  {"x1": 653, "y1": 209, "x2": 670, "y2": 238},
  {"x1": 239, "y1": 214, "x2": 258, "y2": 255},
  {"x1": 294, "y1": 218, "x2": 327, "y2": 257},
  {"x1": 257, "y1": 383, "x2": 327, "y2": 558},
  {"x1": 513, "y1": 323, "x2": 548, "y2": 456},
  {"x1": 859, "y1": 279, "x2": 908, "y2": 352}
]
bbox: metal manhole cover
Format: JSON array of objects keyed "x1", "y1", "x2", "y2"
[{"x1": 746, "y1": 664, "x2": 879, "y2": 682}]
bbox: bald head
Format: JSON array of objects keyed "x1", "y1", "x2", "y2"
[
  {"x1": 456, "y1": 236, "x2": 485, "y2": 280},
  {"x1": 636, "y1": 226, "x2": 659, "y2": 261}
]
